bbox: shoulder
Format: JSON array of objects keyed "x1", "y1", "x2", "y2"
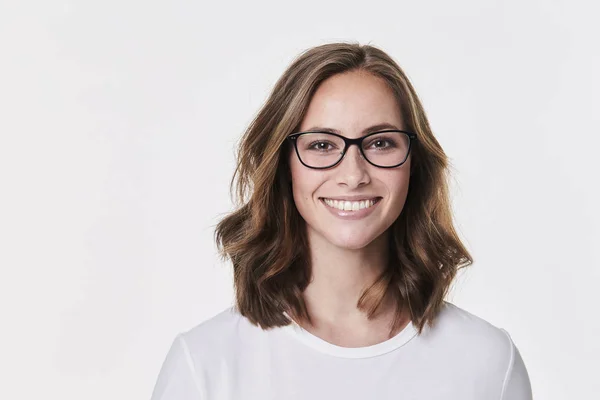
[
  {"x1": 431, "y1": 301, "x2": 513, "y2": 347},
  {"x1": 432, "y1": 302, "x2": 532, "y2": 398},
  {"x1": 412, "y1": 302, "x2": 531, "y2": 398},
  {"x1": 176, "y1": 305, "x2": 263, "y2": 364},
  {"x1": 179, "y1": 305, "x2": 246, "y2": 349},
  {"x1": 423, "y1": 301, "x2": 515, "y2": 374},
  {"x1": 151, "y1": 308, "x2": 245, "y2": 399}
]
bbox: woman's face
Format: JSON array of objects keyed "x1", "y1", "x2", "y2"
[{"x1": 289, "y1": 70, "x2": 411, "y2": 250}]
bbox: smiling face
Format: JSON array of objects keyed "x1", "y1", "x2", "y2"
[{"x1": 288, "y1": 69, "x2": 411, "y2": 250}]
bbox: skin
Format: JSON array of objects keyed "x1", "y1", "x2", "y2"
[{"x1": 288, "y1": 69, "x2": 412, "y2": 346}]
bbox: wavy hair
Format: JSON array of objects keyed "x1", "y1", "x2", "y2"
[{"x1": 214, "y1": 41, "x2": 472, "y2": 336}]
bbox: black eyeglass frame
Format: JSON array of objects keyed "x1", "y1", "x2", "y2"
[{"x1": 287, "y1": 129, "x2": 417, "y2": 169}]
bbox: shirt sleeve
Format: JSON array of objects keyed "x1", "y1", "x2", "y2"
[
  {"x1": 150, "y1": 333, "x2": 203, "y2": 400},
  {"x1": 500, "y1": 329, "x2": 533, "y2": 400}
]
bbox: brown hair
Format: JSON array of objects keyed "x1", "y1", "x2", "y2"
[{"x1": 214, "y1": 41, "x2": 472, "y2": 336}]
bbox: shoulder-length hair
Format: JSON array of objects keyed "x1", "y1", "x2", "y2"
[{"x1": 214, "y1": 41, "x2": 472, "y2": 336}]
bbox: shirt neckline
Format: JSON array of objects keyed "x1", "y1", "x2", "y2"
[{"x1": 280, "y1": 311, "x2": 418, "y2": 359}]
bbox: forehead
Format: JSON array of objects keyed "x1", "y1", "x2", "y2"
[{"x1": 299, "y1": 71, "x2": 404, "y2": 135}]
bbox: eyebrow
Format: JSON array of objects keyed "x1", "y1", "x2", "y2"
[{"x1": 304, "y1": 123, "x2": 402, "y2": 135}]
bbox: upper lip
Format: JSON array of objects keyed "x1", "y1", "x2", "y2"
[{"x1": 320, "y1": 195, "x2": 382, "y2": 201}]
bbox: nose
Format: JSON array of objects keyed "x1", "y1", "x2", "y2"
[{"x1": 335, "y1": 144, "x2": 370, "y2": 188}]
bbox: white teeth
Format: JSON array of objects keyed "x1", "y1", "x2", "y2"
[{"x1": 323, "y1": 198, "x2": 377, "y2": 211}]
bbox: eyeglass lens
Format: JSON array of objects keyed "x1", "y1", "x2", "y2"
[{"x1": 295, "y1": 132, "x2": 410, "y2": 168}]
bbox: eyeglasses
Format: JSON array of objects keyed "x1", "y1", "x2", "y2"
[{"x1": 287, "y1": 129, "x2": 417, "y2": 169}]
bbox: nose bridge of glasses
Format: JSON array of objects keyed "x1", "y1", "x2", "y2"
[
  {"x1": 345, "y1": 136, "x2": 364, "y2": 151},
  {"x1": 340, "y1": 140, "x2": 367, "y2": 166}
]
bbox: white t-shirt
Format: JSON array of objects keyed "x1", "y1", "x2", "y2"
[{"x1": 150, "y1": 301, "x2": 532, "y2": 399}]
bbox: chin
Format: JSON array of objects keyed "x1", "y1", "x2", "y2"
[{"x1": 322, "y1": 231, "x2": 376, "y2": 250}]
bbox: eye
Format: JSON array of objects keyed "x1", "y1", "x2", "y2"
[
  {"x1": 365, "y1": 137, "x2": 397, "y2": 150},
  {"x1": 307, "y1": 140, "x2": 338, "y2": 152},
  {"x1": 374, "y1": 140, "x2": 391, "y2": 148}
]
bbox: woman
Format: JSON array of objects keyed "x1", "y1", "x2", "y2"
[{"x1": 150, "y1": 42, "x2": 532, "y2": 399}]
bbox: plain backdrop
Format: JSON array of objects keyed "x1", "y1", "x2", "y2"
[{"x1": 0, "y1": 1, "x2": 598, "y2": 399}]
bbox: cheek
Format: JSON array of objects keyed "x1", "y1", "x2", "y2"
[
  {"x1": 289, "y1": 159, "x2": 313, "y2": 202},
  {"x1": 289, "y1": 159, "x2": 328, "y2": 216},
  {"x1": 382, "y1": 170, "x2": 411, "y2": 202}
]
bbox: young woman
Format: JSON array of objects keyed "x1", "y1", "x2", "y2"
[{"x1": 150, "y1": 42, "x2": 532, "y2": 399}]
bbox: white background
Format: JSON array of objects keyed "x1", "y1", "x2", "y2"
[{"x1": 1, "y1": 1, "x2": 598, "y2": 399}]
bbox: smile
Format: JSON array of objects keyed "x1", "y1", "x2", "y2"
[{"x1": 320, "y1": 197, "x2": 382, "y2": 211}]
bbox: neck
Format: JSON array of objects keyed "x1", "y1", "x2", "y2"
[{"x1": 302, "y1": 228, "x2": 393, "y2": 327}]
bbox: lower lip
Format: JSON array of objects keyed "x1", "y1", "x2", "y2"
[{"x1": 319, "y1": 198, "x2": 382, "y2": 220}]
